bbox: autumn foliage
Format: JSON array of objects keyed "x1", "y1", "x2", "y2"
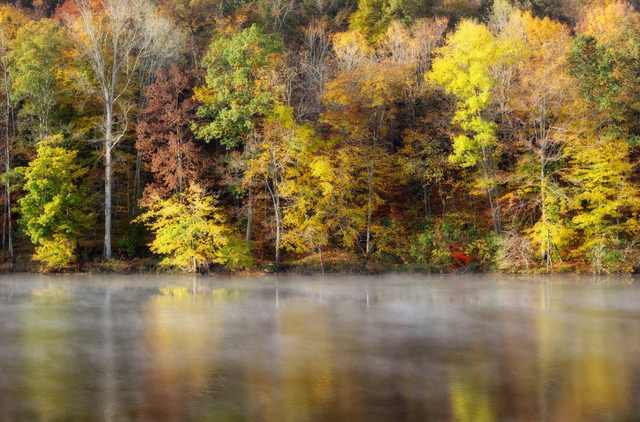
[
  {"x1": 137, "y1": 65, "x2": 206, "y2": 202},
  {"x1": 1, "y1": 0, "x2": 640, "y2": 274}
]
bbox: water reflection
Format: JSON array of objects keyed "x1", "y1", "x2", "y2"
[{"x1": 0, "y1": 275, "x2": 639, "y2": 421}]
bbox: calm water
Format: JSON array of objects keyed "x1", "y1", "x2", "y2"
[{"x1": 0, "y1": 274, "x2": 639, "y2": 421}]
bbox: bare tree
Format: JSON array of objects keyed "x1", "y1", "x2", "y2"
[
  {"x1": 295, "y1": 20, "x2": 332, "y2": 119},
  {"x1": 158, "y1": 0, "x2": 220, "y2": 67},
  {"x1": 266, "y1": 0, "x2": 297, "y2": 33},
  {"x1": 63, "y1": 0, "x2": 171, "y2": 259},
  {"x1": 379, "y1": 18, "x2": 447, "y2": 126}
]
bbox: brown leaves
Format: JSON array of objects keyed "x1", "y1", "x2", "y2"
[{"x1": 136, "y1": 65, "x2": 208, "y2": 203}]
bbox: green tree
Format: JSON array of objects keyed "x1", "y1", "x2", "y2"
[
  {"x1": 349, "y1": 0, "x2": 394, "y2": 44},
  {"x1": 16, "y1": 138, "x2": 94, "y2": 268},
  {"x1": 568, "y1": 34, "x2": 619, "y2": 131},
  {"x1": 350, "y1": 0, "x2": 434, "y2": 45},
  {"x1": 136, "y1": 182, "x2": 229, "y2": 272},
  {"x1": 194, "y1": 24, "x2": 282, "y2": 150},
  {"x1": 9, "y1": 18, "x2": 68, "y2": 141}
]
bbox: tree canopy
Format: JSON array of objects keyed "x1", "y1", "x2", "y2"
[{"x1": 0, "y1": 0, "x2": 639, "y2": 274}]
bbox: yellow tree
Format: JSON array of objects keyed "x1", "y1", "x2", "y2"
[
  {"x1": 578, "y1": 1, "x2": 638, "y2": 49},
  {"x1": 244, "y1": 106, "x2": 297, "y2": 264},
  {"x1": 280, "y1": 138, "x2": 331, "y2": 272},
  {"x1": 569, "y1": 136, "x2": 640, "y2": 273},
  {"x1": 281, "y1": 130, "x2": 371, "y2": 271},
  {"x1": 566, "y1": 2, "x2": 640, "y2": 272},
  {"x1": 429, "y1": 19, "x2": 522, "y2": 235},
  {"x1": 507, "y1": 12, "x2": 576, "y2": 270},
  {"x1": 280, "y1": 119, "x2": 383, "y2": 272},
  {"x1": 324, "y1": 30, "x2": 405, "y2": 257},
  {"x1": 136, "y1": 182, "x2": 228, "y2": 272}
]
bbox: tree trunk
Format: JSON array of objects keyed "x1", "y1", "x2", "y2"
[
  {"x1": 104, "y1": 103, "x2": 113, "y2": 260},
  {"x1": 274, "y1": 194, "x2": 281, "y2": 264},
  {"x1": 134, "y1": 73, "x2": 146, "y2": 203},
  {"x1": 246, "y1": 193, "x2": 253, "y2": 243},
  {"x1": 134, "y1": 151, "x2": 142, "y2": 201},
  {"x1": 365, "y1": 109, "x2": 384, "y2": 255},
  {"x1": 265, "y1": 175, "x2": 282, "y2": 264},
  {"x1": 3, "y1": 71, "x2": 12, "y2": 259},
  {"x1": 540, "y1": 153, "x2": 552, "y2": 272},
  {"x1": 481, "y1": 147, "x2": 501, "y2": 235},
  {"x1": 365, "y1": 146, "x2": 375, "y2": 255}
]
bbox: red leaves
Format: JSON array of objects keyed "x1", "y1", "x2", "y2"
[{"x1": 450, "y1": 246, "x2": 476, "y2": 266}]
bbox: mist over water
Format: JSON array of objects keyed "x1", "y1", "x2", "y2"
[{"x1": 0, "y1": 274, "x2": 639, "y2": 421}]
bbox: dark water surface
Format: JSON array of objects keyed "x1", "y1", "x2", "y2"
[{"x1": 1, "y1": 274, "x2": 639, "y2": 421}]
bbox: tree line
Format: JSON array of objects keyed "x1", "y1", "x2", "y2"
[{"x1": 0, "y1": 0, "x2": 638, "y2": 274}]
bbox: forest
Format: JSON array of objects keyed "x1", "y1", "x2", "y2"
[{"x1": 0, "y1": 0, "x2": 638, "y2": 274}]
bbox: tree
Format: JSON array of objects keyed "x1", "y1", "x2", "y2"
[
  {"x1": 194, "y1": 24, "x2": 282, "y2": 247},
  {"x1": 262, "y1": 0, "x2": 297, "y2": 33},
  {"x1": 282, "y1": 129, "x2": 373, "y2": 270},
  {"x1": 8, "y1": 18, "x2": 68, "y2": 141},
  {"x1": 325, "y1": 29, "x2": 403, "y2": 257},
  {"x1": 378, "y1": 18, "x2": 448, "y2": 126},
  {"x1": 62, "y1": 0, "x2": 176, "y2": 259},
  {"x1": 377, "y1": 18, "x2": 450, "y2": 238},
  {"x1": 507, "y1": 11, "x2": 575, "y2": 270},
  {"x1": 567, "y1": 34, "x2": 619, "y2": 132},
  {"x1": 399, "y1": 132, "x2": 450, "y2": 223},
  {"x1": 577, "y1": 2, "x2": 640, "y2": 137},
  {"x1": 349, "y1": 0, "x2": 394, "y2": 44},
  {"x1": 16, "y1": 138, "x2": 94, "y2": 268},
  {"x1": 569, "y1": 136, "x2": 640, "y2": 273},
  {"x1": 136, "y1": 65, "x2": 205, "y2": 202},
  {"x1": 429, "y1": 19, "x2": 522, "y2": 234},
  {"x1": 349, "y1": 0, "x2": 434, "y2": 45},
  {"x1": 565, "y1": 4, "x2": 640, "y2": 272},
  {"x1": 577, "y1": 1, "x2": 639, "y2": 49},
  {"x1": 294, "y1": 20, "x2": 332, "y2": 119},
  {"x1": 133, "y1": 13, "x2": 185, "y2": 199},
  {"x1": 136, "y1": 182, "x2": 228, "y2": 272},
  {"x1": 244, "y1": 105, "x2": 296, "y2": 264},
  {"x1": 279, "y1": 126, "x2": 330, "y2": 272},
  {"x1": 194, "y1": 24, "x2": 282, "y2": 150},
  {"x1": 0, "y1": 4, "x2": 28, "y2": 260},
  {"x1": 157, "y1": 0, "x2": 219, "y2": 67}
]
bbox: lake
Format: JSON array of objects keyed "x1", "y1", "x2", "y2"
[{"x1": 0, "y1": 274, "x2": 639, "y2": 421}]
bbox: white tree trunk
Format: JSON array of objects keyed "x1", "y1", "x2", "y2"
[{"x1": 104, "y1": 104, "x2": 113, "y2": 259}]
